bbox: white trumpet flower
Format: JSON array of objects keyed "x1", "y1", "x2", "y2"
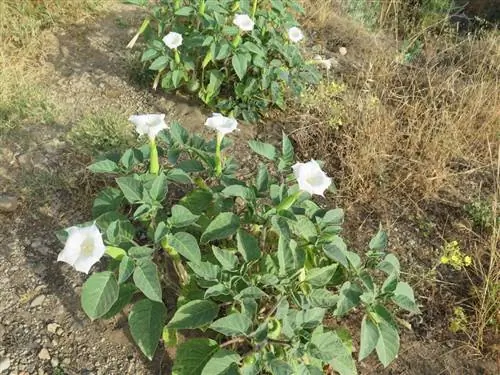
[
  {"x1": 292, "y1": 160, "x2": 332, "y2": 196},
  {"x1": 205, "y1": 113, "x2": 238, "y2": 137},
  {"x1": 162, "y1": 32, "x2": 183, "y2": 49},
  {"x1": 128, "y1": 114, "x2": 168, "y2": 139},
  {"x1": 288, "y1": 27, "x2": 304, "y2": 43},
  {"x1": 233, "y1": 14, "x2": 255, "y2": 32}
]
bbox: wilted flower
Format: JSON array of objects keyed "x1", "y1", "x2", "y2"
[
  {"x1": 205, "y1": 113, "x2": 238, "y2": 137},
  {"x1": 339, "y1": 46, "x2": 347, "y2": 56},
  {"x1": 233, "y1": 14, "x2": 254, "y2": 32},
  {"x1": 128, "y1": 114, "x2": 168, "y2": 139},
  {"x1": 57, "y1": 224, "x2": 106, "y2": 274},
  {"x1": 163, "y1": 32, "x2": 183, "y2": 49},
  {"x1": 288, "y1": 27, "x2": 304, "y2": 43},
  {"x1": 292, "y1": 160, "x2": 332, "y2": 196}
]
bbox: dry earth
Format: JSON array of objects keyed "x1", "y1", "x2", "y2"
[{"x1": 0, "y1": 3, "x2": 497, "y2": 375}]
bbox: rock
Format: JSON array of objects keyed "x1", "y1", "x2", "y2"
[
  {"x1": 30, "y1": 295, "x2": 46, "y2": 308},
  {"x1": 46, "y1": 323, "x2": 60, "y2": 334},
  {"x1": 0, "y1": 357, "x2": 10, "y2": 372},
  {"x1": 0, "y1": 195, "x2": 17, "y2": 213},
  {"x1": 50, "y1": 358, "x2": 59, "y2": 367},
  {"x1": 38, "y1": 348, "x2": 50, "y2": 361}
]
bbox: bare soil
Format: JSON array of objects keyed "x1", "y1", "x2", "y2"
[{"x1": 0, "y1": 3, "x2": 497, "y2": 375}]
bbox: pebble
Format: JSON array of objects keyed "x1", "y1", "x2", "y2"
[
  {"x1": 0, "y1": 357, "x2": 10, "y2": 372},
  {"x1": 30, "y1": 295, "x2": 46, "y2": 308},
  {"x1": 46, "y1": 323, "x2": 60, "y2": 334},
  {"x1": 0, "y1": 195, "x2": 17, "y2": 213},
  {"x1": 50, "y1": 358, "x2": 59, "y2": 367},
  {"x1": 38, "y1": 348, "x2": 50, "y2": 361}
]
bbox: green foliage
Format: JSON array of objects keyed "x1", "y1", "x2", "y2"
[
  {"x1": 127, "y1": 0, "x2": 320, "y2": 121},
  {"x1": 67, "y1": 121, "x2": 417, "y2": 374}
]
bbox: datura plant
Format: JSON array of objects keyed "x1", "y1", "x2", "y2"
[
  {"x1": 57, "y1": 114, "x2": 419, "y2": 374},
  {"x1": 124, "y1": 0, "x2": 320, "y2": 122}
]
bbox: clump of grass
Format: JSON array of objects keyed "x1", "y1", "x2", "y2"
[{"x1": 68, "y1": 110, "x2": 137, "y2": 156}]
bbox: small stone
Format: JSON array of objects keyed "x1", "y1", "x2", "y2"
[
  {"x1": 50, "y1": 358, "x2": 59, "y2": 367},
  {"x1": 0, "y1": 195, "x2": 17, "y2": 213},
  {"x1": 62, "y1": 358, "x2": 71, "y2": 365},
  {"x1": 47, "y1": 323, "x2": 60, "y2": 334},
  {"x1": 38, "y1": 348, "x2": 50, "y2": 361},
  {"x1": 0, "y1": 357, "x2": 10, "y2": 372},
  {"x1": 30, "y1": 295, "x2": 46, "y2": 308}
]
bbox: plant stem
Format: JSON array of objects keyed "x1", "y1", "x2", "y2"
[
  {"x1": 251, "y1": 0, "x2": 258, "y2": 18},
  {"x1": 215, "y1": 133, "x2": 223, "y2": 177},
  {"x1": 276, "y1": 190, "x2": 302, "y2": 211},
  {"x1": 220, "y1": 337, "x2": 246, "y2": 348},
  {"x1": 149, "y1": 137, "x2": 159, "y2": 175}
]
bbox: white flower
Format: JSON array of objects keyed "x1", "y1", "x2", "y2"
[
  {"x1": 162, "y1": 32, "x2": 183, "y2": 49},
  {"x1": 292, "y1": 160, "x2": 332, "y2": 196},
  {"x1": 233, "y1": 14, "x2": 254, "y2": 32},
  {"x1": 288, "y1": 27, "x2": 304, "y2": 43},
  {"x1": 57, "y1": 224, "x2": 106, "y2": 274},
  {"x1": 205, "y1": 113, "x2": 238, "y2": 136},
  {"x1": 339, "y1": 46, "x2": 347, "y2": 56},
  {"x1": 128, "y1": 114, "x2": 168, "y2": 139}
]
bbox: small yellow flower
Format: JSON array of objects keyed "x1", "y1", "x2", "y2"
[
  {"x1": 440, "y1": 256, "x2": 449, "y2": 264},
  {"x1": 464, "y1": 256, "x2": 472, "y2": 266}
]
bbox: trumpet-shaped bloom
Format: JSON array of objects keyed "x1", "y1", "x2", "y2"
[
  {"x1": 128, "y1": 114, "x2": 168, "y2": 139},
  {"x1": 205, "y1": 113, "x2": 238, "y2": 137},
  {"x1": 233, "y1": 14, "x2": 254, "y2": 32},
  {"x1": 163, "y1": 32, "x2": 183, "y2": 49},
  {"x1": 288, "y1": 27, "x2": 304, "y2": 43},
  {"x1": 57, "y1": 224, "x2": 106, "y2": 274},
  {"x1": 292, "y1": 160, "x2": 332, "y2": 196}
]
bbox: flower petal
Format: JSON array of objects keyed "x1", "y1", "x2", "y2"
[{"x1": 57, "y1": 230, "x2": 84, "y2": 266}]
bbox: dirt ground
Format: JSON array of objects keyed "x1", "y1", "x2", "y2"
[{"x1": 0, "y1": 3, "x2": 497, "y2": 375}]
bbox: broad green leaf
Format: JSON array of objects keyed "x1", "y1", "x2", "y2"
[
  {"x1": 281, "y1": 132, "x2": 294, "y2": 164},
  {"x1": 294, "y1": 363, "x2": 323, "y2": 375},
  {"x1": 116, "y1": 176, "x2": 143, "y2": 203},
  {"x1": 222, "y1": 185, "x2": 254, "y2": 200},
  {"x1": 172, "y1": 339, "x2": 218, "y2": 375},
  {"x1": 308, "y1": 289, "x2": 339, "y2": 308},
  {"x1": 333, "y1": 282, "x2": 363, "y2": 316},
  {"x1": 175, "y1": 6, "x2": 194, "y2": 16},
  {"x1": 167, "y1": 232, "x2": 201, "y2": 263},
  {"x1": 105, "y1": 246, "x2": 126, "y2": 260},
  {"x1": 306, "y1": 264, "x2": 338, "y2": 287},
  {"x1": 201, "y1": 349, "x2": 240, "y2": 375},
  {"x1": 201, "y1": 212, "x2": 240, "y2": 243},
  {"x1": 92, "y1": 188, "x2": 123, "y2": 217},
  {"x1": 129, "y1": 299, "x2": 167, "y2": 360},
  {"x1": 235, "y1": 286, "x2": 266, "y2": 300},
  {"x1": 118, "y1": 255, "x2": 135, "y2": 284},
  {"x1": 375, "y1": 320, "x2": 400, "y2": 367},
  {"x1": 323, "y1": 236, "x2": 348, "y2": 268},
  {"x1": 106, "y1": 219, "x2": 135, "y2": 245},
  {"x1": 204, "y1": 283, "x2": 231, "y2": 299},
  {"x1": 369, "y1": 228, "x2": 388, "y2": 251},
  {"x1": 320, "y1": 208, "x2": 344, "y2": 226},
  {"x1": 291, "y1": 216, "x2": 317, "y2": 242},
  {"x1": 236, "y1": 229, "x2": 261, "y2": 262},
  {"x1": 167, "y1": 300, "x2": 219, "y2": 329},
  {"x1": 269, "y1": 359, "x2": 294, "y2": 375},
  {"x1": 81, "y1": 272, "x2": 119, "y2": 320},
  {"x1": 381, "y1": 273, "x2": 398, "y2": 294},
  {"x1": 149, "y1": 55, "x2": 169, "y2": 70},
  {"x1": 377, "y1": 254, "x2": 400, "y2": 276},
  {"x1": 359, "y1": 315, "x2": 379, "y2": 361},
  {"x1": 241, "y1": 298, "x2": 258, "y2": 320},
  {"x1": 212, "y1": 247, "x2": 238, "y2": 270},
  {"x1": 154, "y1": 221, "x2": 169, "y2": 243},
  {"x1": 166, "y1": 168, "x2": 192, "y2": 184},
  {"x1": 180, "y1": 189, "x2": 213, "y2": 215},
  {"x1": 248, "y1": 140, "x2": 276, "y2": 160},
  {"x1": 88, "y1": 159, "x2": 119, "y2": 174},
  {"x1": 310, "y1": 331, "x2": 356, "y2": 375},
  {"x1": 210, "y1": 313, "x2": 252, "y2": 336},
  {"x1": 133, "y1": 260, "x2": 162, "y2": 302},
  {"x1": 296, "y1": 307, "x2": 326, "y2": 329},
  {"x1": 169, "y1": 205, "x2": 200, "y2": 227},
  {"x1": 232, "y1": 53, "x2": 249, "y2": 80},
  {"x1": 172, "y1": 69, "x2": 184, "y2": 88},
  {"x1": 102, "y1": 283, "x2": 136, "y2": 319},
  {"x1": 128, "y1": 246, "x2": 154, "y2": 260},
  {"x1": 169, "y1": 122, "x2": 189, "y2": 144},
  {"x1": 150, "y1": 173, "x2": 168, "y2": 201},
  {"x1": 188, "y1": 261, "x2": 220, "y2": 281},
  {"x1": 391, "y1": 282, "x2": 420, "y2": 313},
  {"x1": 255, "y1": 163, "x2": 269, "y2": 192}
]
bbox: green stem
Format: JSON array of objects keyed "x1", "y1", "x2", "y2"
[
  {"x1": 251, "y1": 0, "x2": 258, "y2": 18},
  {"x1": 198, "y1": 0, "x2": 206, "y2": 15},
  {"x1": 215, "y1": 133, "x2": 223, "y2": 177},
  {"x1": 149, "y1": 137, "x2": 159, "y2": 175},
  {"x1": 276, "y1": 190, "x2": 302, "y2": 211}
]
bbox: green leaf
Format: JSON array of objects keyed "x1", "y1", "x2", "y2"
[
  {"x1": 212, "y1": 247, "x2": 238, "y2": 270},
  {"x1": 232, "y1": 53, "x2": 249, "y2": 80},
  {"x1": 323, "y1": 236, "x2": 348, "y2": 268},
  {"x1": 105, "y1": 246, "x2": 126, "y2": 260},
  {"x1": 269, "y1": 360, "x2": 294, "y2": 375},
  {"x1": 154, "y1": 221, "x2": 169, "y2": 243},
  {"x1": 375, "y1": 319, "x2": 400, "y2": 367},
  {"x1": 172, "y1": 69, "x2": 184, "y2": 88},
  {"x1": 169, "y1": 122, "x2": 189, "y2": 144},
  {"x1": 306, "y1": 264, "x2": 338, "y2": 287},
  {"x1": 188, "y1": 261, "x2": 220, "y2": 281},
  {"x1": 369, "y1": 228, "x2": 388, "y2": 251},
  {"x1": 166, "y1": 168, "x2": 192, "y2": 184},
  {"x1": 102, "y1": 283, "x2": 136, "y2": 319},
  {"x1": 201, "y1": 212, "x2": 240, "y2": 243},
  {"x1": 201, "y1": 349, "x2": 240, "y2": 375},
  {"x1": 150, "y1": 173, "x2": 168, "y2": 201},
  {"x1": 320, "y1": 208, "x2": 344, "y2": 226},
  {"x1": 281, "y1": 132, "x2": 294, "y2": 164},
  {"x1": 149, "y1": 55, "x2": 169, "y2": 70},
  {"x1": 391, "y1": 282, "x2": 419, "y2": 313},
  {"x1": 333, "y1": 281, "x2": 363, "y2": 316},
  {"x1": 248, "y1": 140, "x2": 276, "y2": 160},
  {"x1": 118, "y1": 255, "x2": 135, "y2": 284},
  {"x1": 236, "y1": 229, "x2": 261, "y2": 262},
  {"x1": 133, "y1": 260, "x2": 162, "y2": 302},
  {"x1": 128, "y1": 246, "x2": 155, "y2": 260},
  {"x1": 81, "y1": 272, "x2": 119, "y2": 320},
  {"x1": 88, "y1": 159, "x2": 119, "y2": 174},
  {"x1": 167, "y1": 300, "x2": 219, "y2": 329},
  {"x1": 175, "y1": 6, "x2": 194, "y2": 16},
  {"x1": 377, "y1": 254, "x2": 400, "y2": 275},
  {"x1": 255, "y1": 163, "x2": 269, "y2": 192},
  {"x1": 359, "y1": 315, "x2": 379, "y2": 361},
  {"x1": 173, "y1": 339, "x2": 218, "y2": 375},
  {"x1": 204, "y1": 284, "x2": 231, "y2": 299},
  {"x1": 169, "y1": 205, "x2": 200, "y2": 227},
  {"x1": 308, "y1": 289, "x2": 339, "y2": 308},
  {"x1": 291, "y1": 215, "x2": 317, "y2": 242},
  {"x1": 116, "y1": 176, "x2": 143, "y2": 203},
  {"x1": 381, "y1": 273, "x2": 398, "y2": 294},
  {"x1": 128, "y1": 299, "x2": 167, "y2": 360},
  {"x1": 235, "y1": 286, "x2": 266, "y2": 300},
  {"x1": 167, "y1": 232, "x2": 201, "y2": 263},
  {"x1": 210, "y1": 313, "x2": 252, "y2": 336},
  {"x1": 180, "y1": 189, "x2": 213, "y2": 215},
  {"x1": 92, "y1": 188, "x2": 123, "y2": 217},
  {"x1": 222, "y1": 185, "x2": 254, "y2": 200},
  {"x1": 296, "y1": 307, "x2": 326, "y2": 329},
  {"x1": 310, "y1": 331, "x2": 356, "y2": 375}
]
